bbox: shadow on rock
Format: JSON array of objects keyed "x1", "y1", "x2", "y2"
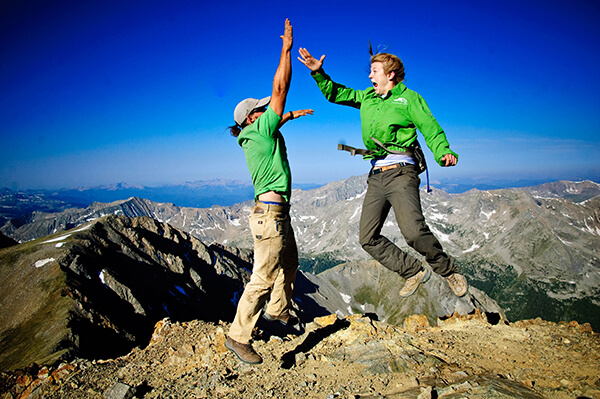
[{"x1": 280, "y1": 317, "x2": 351, "y2": 369}]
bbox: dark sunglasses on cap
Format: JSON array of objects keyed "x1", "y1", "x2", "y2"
[{"x1": 250, "y1": 106, "x2": 267, "y2": 114}]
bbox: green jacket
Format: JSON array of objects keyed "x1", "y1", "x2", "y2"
[
  {"x1": 312, "y1": 70, "x2": 458, "y2": 165},
  {"x1": 237, "y1": 106, "x2": 292, "y2": 202}
]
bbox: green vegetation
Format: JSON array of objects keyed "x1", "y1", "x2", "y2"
[
  {"x1": 354, "y1": 284, "x2": 382, "y2": 306},
  {"x1": 457, "y1": 257, "x2": 600, "y2": 331},
  {"x1": 432, "y1": 223, "x2": 454, "y2": 235},
  {"x1": 0, "y1": 251, "x2": 73, "y2": 371},
  {"x1": 299, "y1": 253, "x2": 344, "y2": 274}
]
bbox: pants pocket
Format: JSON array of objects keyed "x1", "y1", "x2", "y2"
[
  {"x1": 265, "y1": 213, "x2": 289, "y2": 241},
  {"x1": 249, "y1": 210, "x2": 289, "y2": 241},
  {"x1": 249, "y1": 207, "x2": 267, "y2": 240}
]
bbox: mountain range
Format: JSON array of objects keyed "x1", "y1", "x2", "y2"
[
  {"x1": 3, "y1": 175, "x2": 593, "y2": 216},
  {"x1": 1, "y1": 178, "x2": 599, "y2": 331}
]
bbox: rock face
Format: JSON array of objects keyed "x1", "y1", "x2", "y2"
[
  {"x1": 0, "y1": 215, "x2": 252, "y2": 371},
  {"x1": 1, "y1": 314, "x2": 598, "y2": 399}
]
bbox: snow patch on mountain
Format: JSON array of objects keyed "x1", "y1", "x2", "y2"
[{"x1": 35, "y1": 258, "x2": 55, "y2": 268}]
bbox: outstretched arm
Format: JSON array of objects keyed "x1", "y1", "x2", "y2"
[
  {"x1": 299, "y1": 47, "x2": 363, "y2": 109},
  {"x1": 270, "y1": 19, "x2": 293, "y2": 117},
  {"x1": 278, "y1": 109, "x2": 314, "y2": 128},
  {"x1": 298, "y1": 48, "x2": 326, "y2": 72}
]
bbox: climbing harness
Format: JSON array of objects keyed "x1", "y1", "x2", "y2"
[{"x1": 338, "y1": 138, "x2": 433, "y2": 193}]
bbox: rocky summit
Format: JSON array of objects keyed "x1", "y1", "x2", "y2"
[{"x1": 1, "y1": 313, "x2": 599, "y2": 398}]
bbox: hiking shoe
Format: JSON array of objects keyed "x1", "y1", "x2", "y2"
[
  {"x1": 445, "y1": 273, "x2": 468, "y2": 297},
  {"x1": 225, "y1": 337, "x2": 262, "y2": 364},
  {"x1": 263, "y1": 312, "x2": 305, "y2": 334},
  {"x1": 399, "y1": 265, "x2": 432, "y2": 297}
]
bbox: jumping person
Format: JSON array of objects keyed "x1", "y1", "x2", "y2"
[
  {"x1": 298, "y1": 47, "x2": 468, "y2": 298},
  {"x1": 226, "y1": 19, "x2": 313, "y2": 365}
]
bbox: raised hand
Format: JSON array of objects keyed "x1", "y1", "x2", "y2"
[
  {"x1": 298, "y1": 48, "x2": 325, "y2": 72},
  {"x1": 271, "y1": 19, "x2": 293, "y2": 117},
  {"x1": 281, "y1": 19, "x2": 293, "y2": 51}
]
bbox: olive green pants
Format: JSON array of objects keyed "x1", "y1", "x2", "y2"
[
  {"x1": 228, "y1": 201, "x2": 298, "y2": 344},
  {"x1": 359, "y1": 164, "x2": 455, "y2": 279}
]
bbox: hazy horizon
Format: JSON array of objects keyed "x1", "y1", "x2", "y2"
[{"x1": 3, "y1": 175, "x2": 599, "y2": 195}]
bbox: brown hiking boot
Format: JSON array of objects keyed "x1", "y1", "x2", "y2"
[
  {"x1": 225, "y1": 337, "x2": 262, "y2": 364},
  {"x1": 399, "y1": 265, "x2": 432, "y2": 297},
  {"x1": 445, "y1": 272, "x2": 468, "y2": 297}
]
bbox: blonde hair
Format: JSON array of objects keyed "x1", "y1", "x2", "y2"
[{"x1": 371, "y1": 53, "x2": 405, "y2": 83}]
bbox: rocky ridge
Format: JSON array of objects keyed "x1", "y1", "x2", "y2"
[
  {"x1": 0, "y1": 215, "x2": 253, "y2": 372},
  {"x1": 2, "y1": 313, "x2": 599, "y2": 399},
  {"x1": 319, "y1": 260, "x2": 506, "y2": 327}
]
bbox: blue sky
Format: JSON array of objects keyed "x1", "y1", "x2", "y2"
[{"x1": 1, "y1": 0, "x2": 599, "y2": 190}]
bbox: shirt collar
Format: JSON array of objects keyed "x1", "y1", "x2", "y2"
[
  {"x1": 379, "y1": 82, "x2": 407, "y2": 99},
  {"x1": 390, "y1": 82, "x2": 407, "y2": 95}
]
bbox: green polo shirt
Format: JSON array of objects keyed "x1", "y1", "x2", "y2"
[
  {"x1": 237, "y1": 106, "x2": 292, "y2": 202},
  {"x1": 312, "y1": 70, "x2": 458, "y2": 165}
]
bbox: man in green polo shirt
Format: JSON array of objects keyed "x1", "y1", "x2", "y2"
[
  {"x1": 299, "y1": 47, "x2": 468, "y2": 299},
  {"x1": 225, "y1": 19, "x2": 313, "y2": 365}
]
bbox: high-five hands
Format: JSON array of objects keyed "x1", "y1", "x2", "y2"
[{"x1": 298, "y1": 48, "x2": 325, "y2": 72}]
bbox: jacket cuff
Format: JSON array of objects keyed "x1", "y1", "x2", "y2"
[{"x1": 311, "y1": 69, "x2": 328, "y2": 82}]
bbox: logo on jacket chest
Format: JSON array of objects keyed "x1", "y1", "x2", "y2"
[{"x1": 393, "y1": 97, "x2": 408, "y2": 105}]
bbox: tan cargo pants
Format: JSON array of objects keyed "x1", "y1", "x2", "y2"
[{"x1": 228, "y1": 201, "x2": 298, "y2": 344}]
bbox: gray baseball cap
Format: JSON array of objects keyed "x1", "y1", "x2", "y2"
[{"x1": 233, "y1": 96, "x2": 271, "y2": 126}]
